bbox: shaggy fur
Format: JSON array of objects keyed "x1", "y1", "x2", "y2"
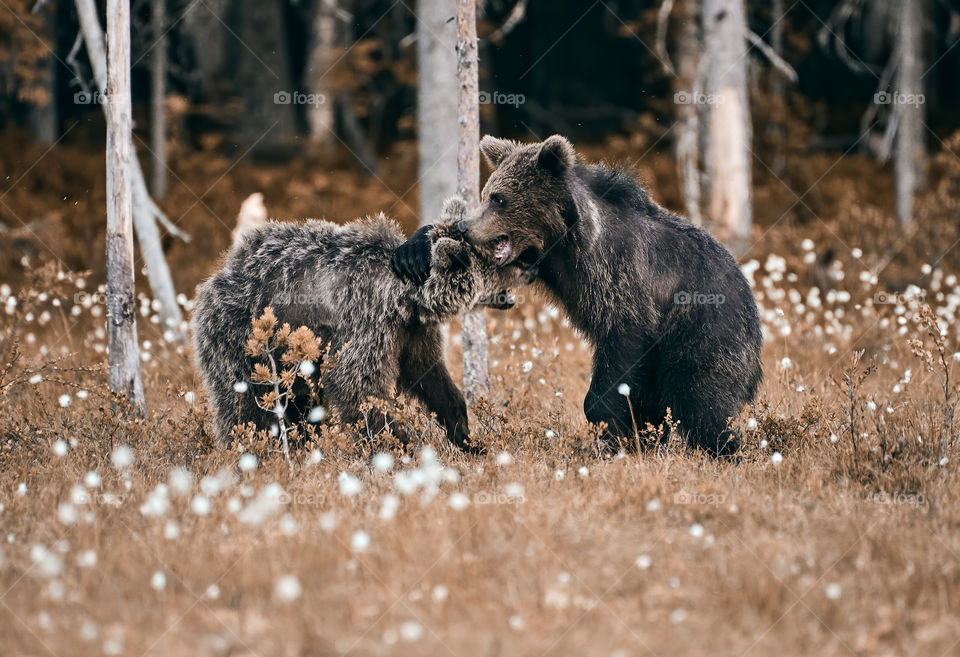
[
  {"x1": 396, "y1": 136, "x2": 763, "y2": 455},
  {"x1": 192, "y1": 197, "x2": 530, "y2": 449}
]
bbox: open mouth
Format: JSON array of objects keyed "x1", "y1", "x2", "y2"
[{"x1": 493, "y1": 235, "x2": 513, "y2": 266}]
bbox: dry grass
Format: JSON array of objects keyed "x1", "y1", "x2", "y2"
[{"x1": 3, "y1": 133, "x2": 960, "y2": 656}]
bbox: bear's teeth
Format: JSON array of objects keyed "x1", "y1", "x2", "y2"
[{"x1": 495, "y1": 237, "x2": 513, "y2": 265}]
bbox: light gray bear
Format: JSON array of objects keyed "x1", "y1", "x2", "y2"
[{"x1": 192, "y1": 197, "x2": 531, "y2": 450}]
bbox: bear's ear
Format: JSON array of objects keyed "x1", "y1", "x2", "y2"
[
  {"x1": 437, "y1": 196, "x2": 467, "y2": 229},
  {"x1": 432, "y1": 236, "x2": 470, "y2": 272},
  {"x1": 537, "y1": 135, "x2": 575, "y2": 176},
  {"x1": 480, "y1": 136, "x2": 518, "y2": 169}
]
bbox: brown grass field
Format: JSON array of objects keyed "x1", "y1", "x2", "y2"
[{"x1": 2, "y1": 132, "x2": 960, "y2": 656}]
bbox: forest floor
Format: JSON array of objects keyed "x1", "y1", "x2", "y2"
[{"x1": 2, "y1": 128, "x2": 960, "y2": 656}]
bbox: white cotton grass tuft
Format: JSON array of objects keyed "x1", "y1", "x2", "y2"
[
  {"x1": 110, "y1": 444, "x2": 134, "y2": 469},
  {"x1": 76, "y1": 550, "x2": 97, "y2": 568},
  {"x1": 400, "y1": 620, "x2": 424, "y2": 642},
  {"x1": 617, "y1": 383, "x2": 631, "y2": 396},
  {"x1": 233, "y1": 381, "x2": 248, "y2": 393},
  {"x1": 275, "y1": 574, "x2": 302, "y2": 602},
  {"x1": 496, "y1": 451, "x2": 514, "y2": 466},
  {"x1": 236, "y1": 483, "x2": 287, "y2": 526},
  {"x1": 29, "y1": 544, "x2": 62, "y2": 578},
  {"x1": 57, "y1": 503, "x2": 77, "y2": 526},
  {"x1": 372, "y1": 452, "x2": 394, "y2": 473},
  {"x1": 238, "y1": 453, "x2": 258, "y2": 472},
  {"x1": 378, "y1": 494, "x2": 400, "y2": 521},
  {"x1": 338, "y1": 472, "x2": 362, "y2": 497},
  {"x1": 140, "y1": 485, "x2": 171, "y2": 517},
  {"x1": 771, "y1": 451, "x2": 783, "y2": 465},
  {"x1": 58, "y1": 394, "x2": 71, "y2": 408},
  {"x1": 351, "y1": 530, "x2": 371, "y2": 552},
  {"x1": 449, "y1": 492, "x2": 470, "y2": 511},
  {"x1": 52, "y1": 440, "x2": 68, "y2": 457},
  {"x1": 150, "y1": 571, "x2": 167, "y2": 591},
  {"x1": 308, "y1": 406, "x2": 327, "y2": 423},
  {"x1": 298, "y1": 361, "x2": 316, "y2": 377},
  {"x1": 190, "y1": 494, "x2": 212, "y2": 516},
  {"x1": 168, "y1": 468, "x2": 193, "y2": 496},
  {"x1": 635, "y1": 554, "x2": 652, "y2": 569}
]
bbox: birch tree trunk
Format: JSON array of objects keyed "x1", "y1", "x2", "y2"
[
  {"x1": 894, "y1": 0, "x2": 924, "y2": 225},
  {"x1": 456, "y1": 0, "x2": 490, "y2": 403},
  {"x1": 418, "y1": 0, "x2": 458, "y2": 224},
  {"x1": 150, "y1": 0, "x2": 168, "y2": 200},
  {"x1": 306, "y1": 0, "x2": 339, "y2": 146},
  {"x1": 75, "y1": 0, "x2": 185, "y2": 339},
  {"x1": 105, "y1": 0, "x2": 145, "y2": 408},
  {"x1": 674, "y1": 0, "x2": 702, "y2": 225},
  {"x1": 702, "y1": 0, "x2": 752, "y2": 252}
]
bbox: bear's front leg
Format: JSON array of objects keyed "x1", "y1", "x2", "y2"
[{"x1": 398, "y1": 327, "x2": 474, "y2": 452}]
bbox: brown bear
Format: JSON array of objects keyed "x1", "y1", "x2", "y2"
[
  {"x1": 192, "y1": 197, "x2": 531, "y2": 450},
  {"x1": 392, "y1": 135, "x2": 763, "y2": 455}
]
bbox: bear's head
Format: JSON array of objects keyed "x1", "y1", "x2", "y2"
[
  {"x1": 456, "y1": 135, "x2": 577, "y2": 270},
  {"x1": 417, "y1": 196, "x2": 535, "y2": 319}
]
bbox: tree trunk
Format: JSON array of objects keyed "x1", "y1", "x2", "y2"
[
  {"x1": 418, "y1": 0, "x2": 458, "y2": 225},
  {"x1": 673, "y1": 0, "x2": 702, "y2": 225},
  {"x1": 29, "y1": 2, "x2": 57, "y2": 145},
  {"x1": 894, "y1": 0, "x2": 924, "y2": 225},
  {"x1": 75, "y1": 0, "x2": 185, "y2": 339},
  {"x1": 229, "y1": 0, "x2": 297, "y2": 155},
  {"x1": 105, "y1": 0, "x2": 145, "y2": 409},
  {"x1": 456, "y1": 0, "x2": 489, "y2": 403},
  {"x1": 150, "y1": 0, "x2": 168, "y2": 200},
  {"x1": 768, "y1": 0, "x2": 787, "y2": 175},
  {"x1": 306, "y1": 0, "x2": 339, "y2": 146},
  {"x1": 702, "y1": 0, "x2": 752, "y2": 252}
]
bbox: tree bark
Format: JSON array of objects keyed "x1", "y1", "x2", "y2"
[
  {"x1": 768, "y1": 0, "x2": 787, "y2": 175},
  {"x1": 105, "y1": 0, "x2": 145, "y2": 408},
  {"x1": 306, "y1": 0, "x2": 339, "y2": 146},
  {"x1": 150, "y1": 0, "x2": 168, "y2": 200},
  {"x1": 673, "y1": 0, "x2": 702, "y2": 225},
  {"x1": 456, "y1": 0, "x2": 489, "y2": 403},
  {"x1": 75, "y1": 0, "x2": 185, "y2": 339},
  {"x1": 418, "y1": 0, "x2": 458, "y2": 225},
  {"x1": 894, "y1": 0, "x2": 924, "y2": 225},
  {"x1": 702, "y1": 0, "x2": 752, "y2": 252},
  {"x1": 229, "y1": 0, "x2": 296, "y2": 155},
  {"x1": 29, "y1": 1, "x2": 58, "y2": 145}
]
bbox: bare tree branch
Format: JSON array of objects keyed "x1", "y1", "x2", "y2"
[{"x1": 748, "y1": 29, "x2": 798, "y2": 82}]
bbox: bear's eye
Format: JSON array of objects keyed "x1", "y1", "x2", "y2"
[{"x1": 490, "y1": 193, "x2": 507, "y2": 209}]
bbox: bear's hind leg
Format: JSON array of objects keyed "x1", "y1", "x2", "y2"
[
  {"x1": 583, "y1": 344, "x2": 656, "y2": 450},
  {"x1": 656, "y1": 364, "x2": 742, "y2": 456}
]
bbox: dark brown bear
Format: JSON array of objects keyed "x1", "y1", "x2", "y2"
[
  {"x1": 192, "y1": 197, "x2": 530, "y2": 450},
  {"x1": 393, "y1": 136, "x2": 762, "y2": 455}
]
